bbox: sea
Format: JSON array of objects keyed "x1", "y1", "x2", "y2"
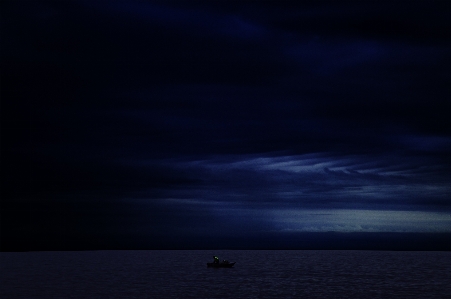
[{"x1": 1, "y1": 250, "x2": 450, "y2": 299}]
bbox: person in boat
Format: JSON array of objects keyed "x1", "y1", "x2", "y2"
[{"x1": 213, "y1": 256, "x2": 219, "y2": 264}]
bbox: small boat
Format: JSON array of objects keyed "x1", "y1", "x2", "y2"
[{"x1": 207, "y1": 261, "x2": 236, "y2": 268}]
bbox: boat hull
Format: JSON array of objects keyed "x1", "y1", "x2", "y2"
[{"x1": 207, "y1": 262, "x2": 236, "y2": 268}]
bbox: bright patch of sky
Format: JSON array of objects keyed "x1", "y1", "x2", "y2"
[
  {"x1": 171, "y1": 153, "x2": 449, "y2": 210},
  {"x1": 270, "y1": 209, "x2": 451, "y2": 233},
  {"x1": 183, "y1": 153, "x2": 441, "y2": 178},
  {"x1": 149, "y1": 197, "x2": 451, "y2": 233}
]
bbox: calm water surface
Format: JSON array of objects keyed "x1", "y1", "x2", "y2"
[{"x1": 1, "y1": 250, "x2": 450, "y2": 298}]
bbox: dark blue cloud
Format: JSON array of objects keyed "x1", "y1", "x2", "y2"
[{"x1": 1, "y1": 0, "x2": 450, "y2": 250}]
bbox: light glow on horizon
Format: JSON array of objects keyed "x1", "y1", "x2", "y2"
[{"x1": 270, "y1": 209, "x2": 451, "y2": 233}]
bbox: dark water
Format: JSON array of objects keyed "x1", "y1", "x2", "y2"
[{"x1": 1, "y1": 250, "x2": 450, "y2": 298}]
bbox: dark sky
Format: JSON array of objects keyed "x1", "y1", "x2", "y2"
[{"x1": 1, "y1": 1, "x2": 451, "y2": 251}]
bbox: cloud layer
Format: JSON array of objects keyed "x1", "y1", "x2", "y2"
[{"x1": 2, "y1": 1, "x2": 450, "y2": 249}]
